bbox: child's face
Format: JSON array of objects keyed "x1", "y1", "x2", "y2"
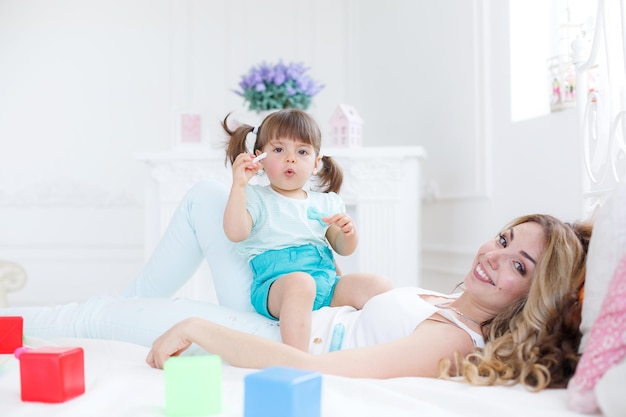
[{"x1": 259, "y1": 137, "x2": 320, "y2": 195}]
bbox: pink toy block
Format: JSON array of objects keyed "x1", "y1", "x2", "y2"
[
  {"x1": 18, "y1": 346, "x2": 85, "y2": 403},
  {"x1": 244, "y1": 367, "x2": 322, "y2": 417},
  {"x1": 0, "y1": 316, "x2": 23, "y2": 354}
]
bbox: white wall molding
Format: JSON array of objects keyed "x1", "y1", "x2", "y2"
[
  {"x1": 344, "y1": 0, "x2": 361, "y2": 105},
  {"x1": 469, "y1": 0, "x2": 493, "y2": 200},
  {"x1": 420, "y1": 244, "x2": 475, "y2": 292},
  {"x1": 0, "y1": 180, "x2": 141, "y2": 208},
  {"x1": 0, "y1": 244, "x2": 143, "y2": 263},
  {"x1": 425, "y1": 0, "x2": 492, "y2": 202},
  {"x1": 1, "y1": 242, "x2": 144, "y2": 307}
]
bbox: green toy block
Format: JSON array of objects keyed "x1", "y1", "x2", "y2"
[{"x1": 164, "y1": 355, "x2": 222, "y2": 417}]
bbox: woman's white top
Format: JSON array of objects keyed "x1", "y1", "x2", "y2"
[{"x1": 309, "y1": 287, "x2": 485, "y2": 354}]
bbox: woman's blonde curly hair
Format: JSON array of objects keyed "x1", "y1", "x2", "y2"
[{"x1": 440, "y1": 214, "x2": 592, "y2": 391}]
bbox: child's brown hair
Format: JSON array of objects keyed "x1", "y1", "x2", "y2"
[{"x1": 222, "y1": 109, "x2": 343, "y2": 193}]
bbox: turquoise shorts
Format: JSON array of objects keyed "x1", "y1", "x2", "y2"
[{"x1": 249, "y1": 245, "x2": 340, "y2": 320}]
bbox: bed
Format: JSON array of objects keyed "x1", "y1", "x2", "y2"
[
  {"x1": 0, "y1": 336, "x2": 597, "y2": 417},
  {"x1": 2, "y1": 1, "x2": 626, "y2": 416}
]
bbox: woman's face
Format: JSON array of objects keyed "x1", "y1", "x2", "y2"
[
  {"x1": 464, "y1": 221, "x2": 546, "y2": 314},
  {"x1": 258, "y1": 137, "x2": 320, "y2": 196}
]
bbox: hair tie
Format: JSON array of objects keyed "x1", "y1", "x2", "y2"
[{"x1": 252, "y1": 126, "x2": 259, "y2": 135}]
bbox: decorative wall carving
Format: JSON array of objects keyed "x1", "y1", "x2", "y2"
[
  {"x1": 0, "y1": 261, "x2": 27, "y2": 307},
  {"x1": 0, "y1": 180, "x2": 141, "y2": 208}
]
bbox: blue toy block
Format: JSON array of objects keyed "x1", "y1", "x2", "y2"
[
  {"x1": 244, "y1": 367, "x2": 322, "y2": 417},
  {"x1": 163, "y1": 355, "x2": 222, "y2": 417}
]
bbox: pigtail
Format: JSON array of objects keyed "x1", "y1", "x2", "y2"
[
  {"x1": 315, "y1": 155, "x2": 343, "y2": 194},
  {"x1": 222, "y1": 112, "x2": 255, "y2": 165}
]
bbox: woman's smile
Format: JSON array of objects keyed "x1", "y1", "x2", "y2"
[{"x1": 474, "y1": 264, "x2": 494, "y2": 285}]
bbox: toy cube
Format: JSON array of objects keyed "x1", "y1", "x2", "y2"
[
  {"x1": 0, "y1": 316, "x2": 23, "y2": 354},
  {"x1": 164, "y1": 355, "x2": 222, "y2": 417},
  {"x1": 244, "y1": 367, "x2": 322, "y2": 417},
  {"x1": 19, "y1": 346, "x2": 85, "y2": 403}
]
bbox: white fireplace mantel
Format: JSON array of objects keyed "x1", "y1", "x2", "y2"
[{"x1": 136, "y1": 146, "x2": 426, "y2": 303}]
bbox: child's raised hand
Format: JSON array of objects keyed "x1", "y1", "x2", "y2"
[
  {"x1": 231, "y1": 152, "x2": 263, "y2": 186},
  {"x1": 323, "y1": 213, "x2": 356, "y2": 237}
]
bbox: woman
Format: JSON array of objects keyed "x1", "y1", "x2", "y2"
[
  {"x1": 145, "y1": 211, "x2": 590, "y2": 391},
  {"x1": 2, "y1": 180, "x2": 591, "y2": 391}
]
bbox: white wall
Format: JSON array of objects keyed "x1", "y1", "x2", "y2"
[
  {"x1": 0, "y1": 0, "x2": 584, "y2": 305},
  {"x1": 0, "y1": 0, "x2": 172, "y2": 305},
  {"x1": 336, "y1": 1, "x2": 582, "y2": 292},
  {"x1": 419, "y1": 2, "x2": 582, "y2": 292}
]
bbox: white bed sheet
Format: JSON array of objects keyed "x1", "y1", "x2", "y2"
[{"x1": 0, "y1": 337, "x2": 591, "y2": 417}]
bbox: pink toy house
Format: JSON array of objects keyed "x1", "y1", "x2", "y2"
[{"x1": 329, "y1": 104, "x2": 363, "y2": 147}]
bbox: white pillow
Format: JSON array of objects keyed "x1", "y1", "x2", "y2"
[
  {"x1": 579, "y1": 182, "x2": 626, "y2": 351},
  {"x1": 568, "y1": 252, "x2": 626, "y2": 413}
]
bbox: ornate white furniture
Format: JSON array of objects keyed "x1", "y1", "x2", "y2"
[
  {"x1": 137, "y1": 146, "x2": 426, "y2": 302},
  {"x1": 573, "y1": 0, "x2": 626, "y2": 216},
  {"x1": 0, "y1": 261, "x2": 27, "y2": 307}
]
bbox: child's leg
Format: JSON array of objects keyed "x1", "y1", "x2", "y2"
[
  {"x1": 123, "y1": 180, "x2": 254, "y2": 312},
  {"x1": 330, "y1": 273, "x2": 393, "y2": 309},
  {"x1": 267, "y1": 273, "x2": 317, "y2": 351}
]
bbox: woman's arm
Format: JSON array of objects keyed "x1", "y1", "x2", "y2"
[{"x1": 146, "y1": 317, "x2": 474, "y2": 379}]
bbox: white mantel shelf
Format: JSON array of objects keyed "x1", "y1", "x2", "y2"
[{"x1": 137, "y1": 146, "x2": 426, "y2": 302}]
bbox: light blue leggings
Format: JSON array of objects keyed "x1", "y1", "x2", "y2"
[{"x1": 1, "y1": 180, "x2": 282, "y2": 348}]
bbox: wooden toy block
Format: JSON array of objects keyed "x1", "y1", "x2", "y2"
[
  {"x1": 0, "y1": 316, "x2": 23, "y2": 354},
  {"x1": 164, "y1": 355, "x2": 222, "y2": 417},
  {"x1": 18, "y1": 346, "x2": 85, "y2": 403},
  {"x1": 244, "y1": 367, "x2": 322, "y2": 417}
]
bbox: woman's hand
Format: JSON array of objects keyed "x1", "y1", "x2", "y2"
[{"x1": 146, "y1": 318, "x2": 195, "y2": 369}]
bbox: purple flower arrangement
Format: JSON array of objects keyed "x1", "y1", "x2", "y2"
[{"x1": 234, "y1": 61, "x2": 324, "y2": 112}]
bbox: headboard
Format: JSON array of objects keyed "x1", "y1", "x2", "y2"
[{"x1": 573, "y1": 0, "x2": 626, "y2": 216}]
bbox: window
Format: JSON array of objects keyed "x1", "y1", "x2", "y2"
[{"x1": 510, "y1": 0, "x2": 597, "y2": 122}]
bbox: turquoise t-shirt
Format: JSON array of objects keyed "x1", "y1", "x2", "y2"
[{"x1": 236, "y1": 184, "x2": 345, "y2": 262}]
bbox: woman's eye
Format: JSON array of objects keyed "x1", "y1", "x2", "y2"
[
  {"x1": 498, "y1": 233, "x2": 507, "y2": 247},
  {"x1": 513, "y1": 261, "x2": 526, "y2": 275}
]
